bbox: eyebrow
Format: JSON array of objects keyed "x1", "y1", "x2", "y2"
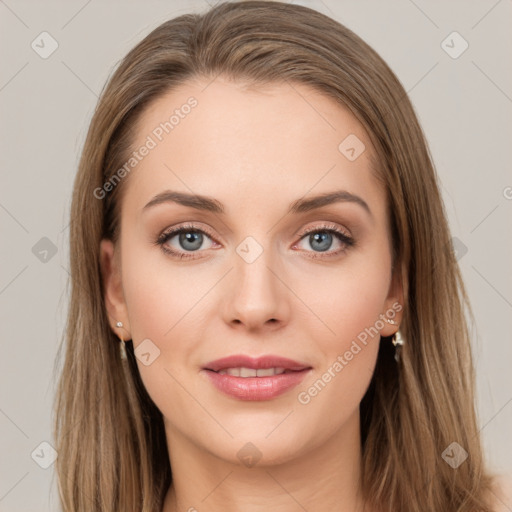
[{"x1": 142, "y1": 189, "x2": 372, "y2": 218}]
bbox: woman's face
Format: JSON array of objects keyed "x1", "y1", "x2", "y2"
[{"x1": 101, "y1": 76, "x2": 403, "y2": 466}]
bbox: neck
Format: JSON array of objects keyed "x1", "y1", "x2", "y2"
[{"x1": 162, "y1": 409, "x2": 369, "y2": 512}]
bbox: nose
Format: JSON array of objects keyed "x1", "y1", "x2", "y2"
[{"x1": 222, "y1": 239, "x2": 290, "y2": 332}]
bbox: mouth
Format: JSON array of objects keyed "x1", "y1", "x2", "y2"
[
  {"x1": 203, "y1": 354, "x2": 311, "y2": 373},
  {"x1": 206, "y1": 367, "x2": 304, "y2": 377},
  {"x1": 201, "y1": 355, "x2": 312, "y2": 400}
]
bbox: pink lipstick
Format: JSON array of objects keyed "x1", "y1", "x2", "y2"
[{"x1": 201, "y1": 354, "x2": 312, "y2": 400}]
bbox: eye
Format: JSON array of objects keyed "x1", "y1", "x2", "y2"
[
  {"x1": 155, "y1": 223, "x2": 218, "y2": 260},
  {"x1": 293, "y1": 222, "x2": 355, "y2": 259},
  {"x1": 155, "y1": 221, "x2": 355, "y2": 261}
]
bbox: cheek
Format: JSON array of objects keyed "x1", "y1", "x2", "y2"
[
  {"x1": 119, "y1": 242, "x2": 216, "y2": 406},
  {"x1": 293, "y1": 281, "x2": 384, "y2": 439},
  {"x1": 291, "y1": 252, "x2": 390, "y2": 421},
  {"x1": 292, "y1": 251, "x2": 391, "y2": 350},
  {"x1": 120, "y1": 239, "x2": 210, "y2": 345}
]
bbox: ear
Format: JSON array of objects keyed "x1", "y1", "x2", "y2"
[
  {"x1": 380, "y1": 261, "x2": 405, "y2": 337},
  {"x1": 99, "y1": 238, "x2": 131, "y2": 340}
]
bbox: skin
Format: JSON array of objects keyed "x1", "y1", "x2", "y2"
[{"x1": 100, "y1": 76, "x2": 403, "y2": 512}]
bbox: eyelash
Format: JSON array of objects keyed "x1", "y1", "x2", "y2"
[{"x1": 154, "y1": 222, "x2": 355, "y2": 260}]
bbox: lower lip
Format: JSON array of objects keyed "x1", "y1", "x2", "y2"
[{"x1": 202, "y1": 369, "x2": 311, "y2": 401}]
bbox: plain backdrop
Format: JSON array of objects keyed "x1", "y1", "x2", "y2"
[{"x1": 1, "y1": 1, "x2": 511, "y2": 510}]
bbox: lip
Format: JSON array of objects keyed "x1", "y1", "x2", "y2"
[
  {"x1": 201, "y1": 355, "x2": 312, "y2": 401},
  {"x1": 203, "y1": 355, "x2": 311, "y2": 372}
]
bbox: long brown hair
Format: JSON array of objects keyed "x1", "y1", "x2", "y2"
[{"x1": 53, "y1": 1, "x2": 499, "y2": 510}]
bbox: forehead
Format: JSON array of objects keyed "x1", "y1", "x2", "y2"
[{"x1": 122, "y1": 76, "x2": 385, "y2": 220}]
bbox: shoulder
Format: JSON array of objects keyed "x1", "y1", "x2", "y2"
[{"x1": 490, "y1": 472, "x2": 512, "y2": 512}]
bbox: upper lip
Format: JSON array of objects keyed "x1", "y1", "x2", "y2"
[{"x1": 203, "y1": 355, "x2": 312, "y2": 372}]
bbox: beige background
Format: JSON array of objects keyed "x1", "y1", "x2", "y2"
[{"x1": 1, "y1": 0, "x2": 511, "y2": 510}]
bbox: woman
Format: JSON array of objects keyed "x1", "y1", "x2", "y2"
[{"x1": 53, "y1": 1, "x2": 507, "y2": 510}]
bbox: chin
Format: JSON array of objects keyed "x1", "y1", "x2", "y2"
[{"x1": 203, "y1": 423, "x2": 314, "y2": 467}]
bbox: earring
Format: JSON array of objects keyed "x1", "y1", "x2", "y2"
[
  {"x1": 383, "y1": 317, "x2": 404, "y2": 363},
  {"x1": 391, "y1": 330, "x2": 403, "y2": 363},
  {"x1": 116, "y1": 321, "x2": 127, "y2": 360}
]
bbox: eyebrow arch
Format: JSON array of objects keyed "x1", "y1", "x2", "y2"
[
  {"x1": 143, "y1": 190, "x2": 224, "y2": 214},
  {"x1": 142, "y1": 189, "x2": 372, "y2": 217},
  {"x1": 289, "y1": 190, "x2": 372, "y2": 217}
]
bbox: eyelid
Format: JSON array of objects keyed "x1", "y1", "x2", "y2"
[
  {"x1": 157, "y1": 222, "x2": 219, "y2": 244},
  {"x1": 297, "y1": 221, "x2": 351, "y2": 239},
  {"x1": 157, "y1": 221, "x2": 351, "y2": 242}
]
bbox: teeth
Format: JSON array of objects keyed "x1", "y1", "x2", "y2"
[
  {"x1": 217, "y1": 367, "x2": 286, "y2": 377},
  {"x1": 256, "y1": 367, "x2": 285, "y2": 377},
  {"x1": 239, "y1": 367, "x2": 256, "y2": 377}
]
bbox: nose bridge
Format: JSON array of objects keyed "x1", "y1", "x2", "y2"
[
  {"x1": 234, "y1": 233, "x2": 278, "y2": 296},
  {"x1": 226, "y1": 232, "x2": 287, "y2": 327}
]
